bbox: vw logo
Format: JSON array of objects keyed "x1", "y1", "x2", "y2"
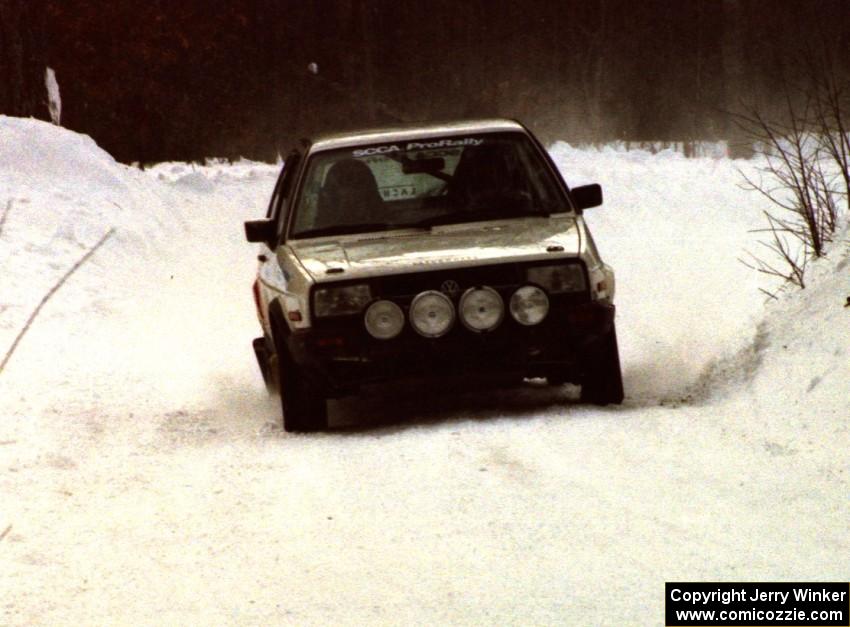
[{"x1": 440, "y1": 279, "x2": 461, "y2": 297}]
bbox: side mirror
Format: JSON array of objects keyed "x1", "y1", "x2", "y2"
[
  {"x1": 244, "y1": 219, "x2": 276, "y2": 243},
  {"x1": 571, "y1": 184, "x2": 603, "y2": 210}
]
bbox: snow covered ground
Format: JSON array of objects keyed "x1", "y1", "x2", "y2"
[{"x1": 1, "y1": 116, "x2": 847, "y2": 625}]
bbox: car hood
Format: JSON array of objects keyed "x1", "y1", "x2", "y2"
[{"x1": 289, "y1": 216, "x2": 582, "y2": 282}]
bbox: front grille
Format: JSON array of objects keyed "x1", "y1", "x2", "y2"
[
  {"x1": 372, "y1": 263, "x2": 522, "y2": 301},
  {"x1": 369, "y1": 259, "x2": 587, "y2": 304}
]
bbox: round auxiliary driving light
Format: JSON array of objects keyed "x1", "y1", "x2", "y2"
[
  {"x1": 459, "y1": 286, "x2": 504, "y2": 332},
  {"x1": 409, "y1": 290, "x2": 455, "y2": 338},
  {"x1": 509, "y1": 285, "x2": 549, "y2": 326},
  {"x1": 364, "y1": 300, "x2": 404, "y2": 340}
]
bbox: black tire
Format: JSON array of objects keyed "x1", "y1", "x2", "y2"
[
  {"x1": 271, "y1": 320, "x2": 328, "y2": 432},
  {"x1": 580, "y1": 325, "x2": 625, "y2": 405},
  {"x1": 252, "y1": 337, "x2": 277, "y2": 394},
  {"x1": 277, "y1": 348, "x2": 328, "y2": 432}
]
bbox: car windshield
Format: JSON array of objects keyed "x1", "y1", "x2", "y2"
[{"x1": 289, "y1": 131, "x2": 569, "y2": 239}]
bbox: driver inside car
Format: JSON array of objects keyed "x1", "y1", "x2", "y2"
[{"x1": 315, "y1": 158, "x2": 385, "y2": 229}]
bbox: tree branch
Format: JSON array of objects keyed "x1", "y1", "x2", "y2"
[{"x1": 0, "y1": 228, "x2": 115, "y2": 376}]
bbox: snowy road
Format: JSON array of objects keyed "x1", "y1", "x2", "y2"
[{"x1": 1, "y1": 118, "x2": 848, "y2": 625}]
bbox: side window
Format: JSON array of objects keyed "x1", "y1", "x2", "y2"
[
  {"x1": 274, "y1": 151, "x2": 301, "y2": 241},
  {"x1": 266, "y1": 168, "x2": 287, "y2": 219}
]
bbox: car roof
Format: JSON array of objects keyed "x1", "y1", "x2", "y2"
[{"x1": 307, "y1": 119, "x2": 528, "y2": 153}]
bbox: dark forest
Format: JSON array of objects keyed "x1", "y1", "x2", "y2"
[{"x1": 2, "y1": 0, "x2": 850, "y2": 163}]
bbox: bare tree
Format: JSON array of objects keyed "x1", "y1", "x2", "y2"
[
  {"x1": 736, "y1": 76, "x2": 845, "y2": 291},
  {"x1": 807, "y1": 46, "x2": 850, "y2": 213}
]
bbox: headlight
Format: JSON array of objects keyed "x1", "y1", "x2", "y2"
[
  {"x1": 409, "y1": 290, "x2": 455, "y2": 337},
  {"x1": 313, "y1": 284, "x2": 371, "y2": 317},
  {"x1": 459, "y1": 286, "x2": 504, "y2": 332},
  {"x1": 364, "y1": 300, "x2": 404, "y2": 339},
  {"x1": 509, "y1": 285, "x2": 549, "y2": 326},
  {"x1": 526, "y1": 264, "x2": 586, "y2": 293}
]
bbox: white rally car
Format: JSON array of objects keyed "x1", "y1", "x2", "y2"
[{"x1": 245, "y1": 119, "x2": 622, "y2": 431}]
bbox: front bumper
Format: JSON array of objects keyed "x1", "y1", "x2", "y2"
[{"x1": 283, "y1": 301, "x2": 616, "y2": 397}]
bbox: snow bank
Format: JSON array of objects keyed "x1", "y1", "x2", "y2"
[
  {"x1": 0, "y1": 116, "x2": 278, "y2": 423},
  {"x1": 745, "y1": 225, "x2": 850, "y2": 423},
  {"x1": 0, "y1": 116, "x2": 120, "y2": 190},
  {"x1": 0, "y1": 117, "x2": 166, "y2": 373}
]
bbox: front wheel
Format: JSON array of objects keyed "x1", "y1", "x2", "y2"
[
  {"x1": 253, "y1": 337, "x2": 277, "y2": 394},
  {"x1": 580, "y1": 325, "x2": 624, "y2": 405},
  {"x1": 277, "y1": 348, "x2": 328, "y2": 432}
]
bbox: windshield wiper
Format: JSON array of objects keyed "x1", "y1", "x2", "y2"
[
  {"x1": 412, "y1": 208, "x2": 549, "y2": 229},
  {"x1": 291, "y1": 223, "x2": 396, "y2": 239}
]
